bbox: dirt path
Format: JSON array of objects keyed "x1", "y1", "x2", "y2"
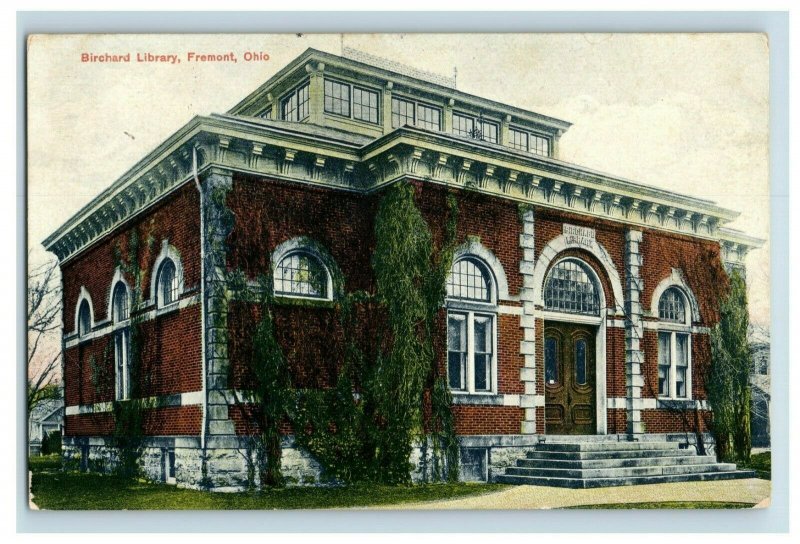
[{"x1": 370, "y1": 478, "x2": 770, "y2": 510}]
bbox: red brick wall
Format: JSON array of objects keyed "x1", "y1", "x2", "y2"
[
  {"x1": 642, "y1": 409, "x2": 712, "y2": 434},
  {"x1": 64, "y1": 337, "x2": 114, "y2": 407},
  {"x1": 60, "y1": 182, "x2": 202, "y2": 437},
  {"x1": 137, "y1": 306, "x2": 203, "y2": 397},
  {"x1": 607, "y1": 408, "x2": 627, "y2": 435},
  {"x1": 535, "y1": 209, "x2": 626, "y2": 308},
  {"x1": 64, "y1": 406, "x2": 201, "y2": 436},
  {"x1": 61, "y1": 183, "x2": 201, "y2": 331},
  {"x1": 451, "y1": 406, "x2": 523, "y2": 435},
  {"x1": 640, "y1": 230, "x2": 728, "y2": 325},
  {"x1": 415, "y1": 183, "x2": 523, "y2": 298},
  {"x1": 497, "y1": 314, "x2": 524, "y2": 395},
  {"x1": 606, "y1": 326, "x2": 627, "y2": 399}
]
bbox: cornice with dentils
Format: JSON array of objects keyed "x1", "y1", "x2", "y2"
[{"x1": 43, "y1": 115, "x2": 763, "y2": 266}]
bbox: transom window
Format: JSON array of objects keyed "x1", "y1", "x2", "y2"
[
  {"x1": 391, "y1": 97, "x2": 442, "y2": 131},
  {"x1": 658, "y1": 287, "x2": 687, "y2": 323},
  {"x1": 446, "y1": 256, "x2": 497, "y2": 394},
  {"x1": 156, "y1": 259, "x2": 178, "y2": 307},
  {"x1": 509, "y1": 127, "x2": 551, "y2": 157},
  {"x1": 281, "y1": 81, "x2": 310, "y2": 122},
  {"x1": 544, "y1": 259, "x2": 601, "y2": 316},
  {"x1": 447, "y1": 258, "x2": 492, "y2": 302},
  {"x1": 77, "y1": 299, "x2": 91, "y2": 337},
  {"x1": 452, "y1": 112, "x2": 499, "y2": 144},
  {"x1": 274, "y1": 251, "x2": 329, "y2": 299}
]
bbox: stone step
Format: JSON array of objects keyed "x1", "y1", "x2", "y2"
[
  {"x1": 526, "y1": 448, "x2": 696, "y2": 461},
  {"x1": 534, "y1": 441, "x2": 680, "y2": 452},
  {"x1": 505, "y1": 462, "x2": 739, "y2": 479},
  {"x1": 516, "y1": 455, "x2": 719, "y2": 470},
  {"x1": 494, "y1": 470, "x2": 757, "y2": 489}
]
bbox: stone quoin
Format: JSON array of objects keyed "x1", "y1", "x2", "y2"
[{"x1": 45, "y1": 47, "x2": 763, "y2": 490}]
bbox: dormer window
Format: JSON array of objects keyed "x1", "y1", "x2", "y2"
[{"x1": 281, "y1": 81, "x2": 310, "y2": 122}]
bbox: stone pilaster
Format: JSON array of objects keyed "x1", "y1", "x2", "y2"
[
  {"x1": 382, "y1": 82, "x2": 393, "y2": 134},
  {"x1": 518, "y1": 206, "x2": 539, "y2": 434},
  {"x1": 203, "y1": 168, "x2": 234, "y2": 436},
  {"x1": 624, "y1": 229, "x2": 645, "y2": 435},
  {"x1": 307, "y1": 61, "x2": 325, "y2": 125}
]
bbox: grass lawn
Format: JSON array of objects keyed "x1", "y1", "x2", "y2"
[
  {"x1": 740, "y1": 451, "x2": 771, "y2": 480},
  {"x1": 568, "y1": 501, "x2": 755, "y2": 509},
  {"x1": 29, "y1": 459, "x2": 507, "y2": 510}
]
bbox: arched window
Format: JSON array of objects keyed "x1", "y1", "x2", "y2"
[
  {"x1": 156, "y1": 259, "x2": 178, "y2": 307},
  {"x1": 112, "y1": 281, "x2": 130, "y2": 323},
  {"x1": 111, "y1": 281, "x2": 131, "y2": 400},
  {"x1": 446, "y1": 257, "x2": 496, "y2": 394},
  {"x1": 77, "y1": 299, "x2": 91, "y2": 337},
  {"x1": 657, "y1": 287, "x2": 691, "y2": 399},
  {"x1": 658, "y1": 287, "x2": 687, "y2": 323},
  {"x1": 544, "y1": 258, "x2": 600, "y2": 315},
  {"x1": 447, "y1": 258, "x2": 492, "y2": 302},
  {"x1": 274, "y1": 251, "x2": 330, "y2": 299}
]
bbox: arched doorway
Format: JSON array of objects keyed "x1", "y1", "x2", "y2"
[{"x1": 541, "y1": 257, "x2": 606, "y2": 435}]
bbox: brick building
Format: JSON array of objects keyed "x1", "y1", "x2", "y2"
[{"x1": 44, "y1": 48, "x2": 762, "y2": 489}]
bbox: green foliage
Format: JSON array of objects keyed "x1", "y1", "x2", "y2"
[
  {"x1": 41, "y1": 430, "x2": 61, "y2": 455},
  {"x1": 708, "y1": 269, "x2": 753, "y2": 463},
  {"x1": 229, "y1": 275, "x2": 294, "y2": 489}
]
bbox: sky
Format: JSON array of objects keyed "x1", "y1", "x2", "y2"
[{"x1": 27, "y1": 33, "x2": 770, "y2": 327}]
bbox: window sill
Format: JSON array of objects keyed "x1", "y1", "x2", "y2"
[
  {"x1": 272, "y1": 296, "x2": 335, "y2": 309},
  {"x1": 656, "y1": 398, "x2": 694, "y2": 408},
  {"x1": 450, "y1": 393, "x2": 503, "y2": 406},
  {"x1": 156, "y1": 302, "x2": 181, "y2": 317}
]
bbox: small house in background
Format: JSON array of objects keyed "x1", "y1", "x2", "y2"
[{"x1": 29, "y1": 398, "x2": 64, "y2": 456}]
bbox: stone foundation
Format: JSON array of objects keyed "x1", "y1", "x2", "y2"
[{"x1": 61, "y1": 432, "x2": 717, "y2": 489}]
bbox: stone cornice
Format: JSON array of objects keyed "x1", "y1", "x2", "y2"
[{"x1": 44, "y1": 117, "x2": 762, "y2": 266}]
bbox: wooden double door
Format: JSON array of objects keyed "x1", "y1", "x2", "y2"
[{"x1": 544, "y1": 322, "x2": 597, "y2": 435}]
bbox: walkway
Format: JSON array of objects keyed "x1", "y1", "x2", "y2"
[{"x1": 371, "y1": 478, "x2": 770, "y2": 509}]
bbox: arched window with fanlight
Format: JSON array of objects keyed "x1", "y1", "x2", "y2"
[
  {"x1": 273, "y1": 250, "x2": 331, "y2": 300},
  {"x1": 657, "y1": 286, "x2": 692, "y2": 399},
  {"x1": 446, "y1": 257, "x2": 497, "y2": 394},
  {"x1": 543, "y1": 258, "x2": 601, "y2": 316},
  {"x1": 111, "y1": 281, "x2": 131, "y2": 400},
  {"x1": 156, "y1": 258, "x2": 179, "y2": 307}
]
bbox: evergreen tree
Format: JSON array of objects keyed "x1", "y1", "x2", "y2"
[{"x1": 708, "y1": 268, "x2": 752, "y2": 463}]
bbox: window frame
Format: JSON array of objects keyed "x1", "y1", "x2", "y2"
[
  {"x1": 324, "y1": 77, "x2": 381, "y2": 125},
  {"x1": 543, "y1": 258, "x2": 602, "y2": 316},
  {"x1": 656, "y1": 287, "x2": 693, "y2": 400},
  {"x1": 452, "y1": 111, "x2": 500, "y2": 144},
  {"x1": 273, "y1": 249, "x2": 333, "y2": 301},
  {"x1": 77, "y1": 299, "x2": 92, "y2": 338},
  {"x1": 111, "y1": 281, "x2": 132, "y2": 401},
  {"x1": 280, "y1": 80, "x2": 310, "y2": 122},
  {"x1": 445, "y1": 257, "x2": 498, "y2": 395},
  {"x1": 509, "y1": 125, "x2": 552, "y2": 157},
  {"x1": 156, "y1": 258, "x2": 179, "y2": 308},
  {"x1": 391, "y1": 95, "x2": 442, "y2": 131}
]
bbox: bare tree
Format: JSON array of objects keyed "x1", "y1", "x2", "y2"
[{"x1": 28, "y1": 253, "x2": 63, "y2": 412}]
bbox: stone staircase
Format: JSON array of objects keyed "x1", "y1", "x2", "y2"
[{"x1": 494, "y1": 440, "x2": 756, "y2": 488}]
